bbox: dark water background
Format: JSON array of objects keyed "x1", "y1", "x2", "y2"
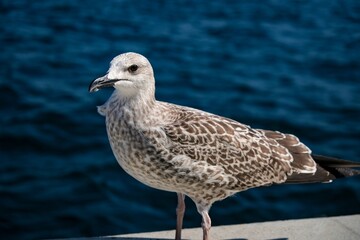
[{"x1": 1, "y1": 0, "x2": 360, "y2": 239}]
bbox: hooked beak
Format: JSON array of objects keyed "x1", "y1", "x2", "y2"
[{"x1": 88, "y1": 76, "x2": 128, "y2": 93}]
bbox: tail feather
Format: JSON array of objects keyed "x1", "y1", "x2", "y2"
[
  {"x1": 311, "y1": 154, "x2": 360, "y2": 168},
  {"x1": 286, "y1": 154, "x2": 360, "y2": 184}
]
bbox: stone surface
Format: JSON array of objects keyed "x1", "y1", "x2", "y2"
[{"x1": 63, "y1": 214, "x2": 360, "y2": 240}]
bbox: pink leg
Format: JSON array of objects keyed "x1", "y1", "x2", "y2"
[
  {"x1": 201, "y1": 210, "x2": 211, "y2": 240},
  {"x1": 175, "y1": 193, "x2": 185, "y2": 240}
]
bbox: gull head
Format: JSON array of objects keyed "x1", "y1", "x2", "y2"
[{"x1": 89, "y1": 52, "x2": 155, "y2": 98}]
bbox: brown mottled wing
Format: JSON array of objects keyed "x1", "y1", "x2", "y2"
[
  {"x1": 255, "y1": 130, "x2": 344, "y2": 183},
  {"x1": 257, "y1": 130, "x2": 360, "y2": 183},
  {"x1": 163, "y1": 106, "x2": 296, "y2": 190},
  {"x1": 257, "y1": 130, "x2": 316, "y2": 174}
]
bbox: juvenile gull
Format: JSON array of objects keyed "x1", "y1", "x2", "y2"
[{"x1": 89, "y1": 52, "x2": 360, "y2": 240}]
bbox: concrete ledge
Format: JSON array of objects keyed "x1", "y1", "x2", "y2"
[{"x1": 67, "y1": 214, "x2": 360, "y2": 240}]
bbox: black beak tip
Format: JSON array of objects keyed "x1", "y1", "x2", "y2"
[
  {"x1": 88, "y1": 76, "x2": 118, "y2": 93},
  {"x1": 88, "y1": 79, "x2": 98, "y2": 93}
]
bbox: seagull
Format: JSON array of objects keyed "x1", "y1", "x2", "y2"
[{"x1": 89, "y1": 52, "x2": 360, "y2": 240}]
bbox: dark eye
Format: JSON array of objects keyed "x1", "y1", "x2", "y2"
[{"x1": 128, "y1": 64, "x2": 138, "y2": 73}]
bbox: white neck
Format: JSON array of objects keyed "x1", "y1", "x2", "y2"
[{"x1": 106, "y1": 86, "x2": 156, "y2": 122}]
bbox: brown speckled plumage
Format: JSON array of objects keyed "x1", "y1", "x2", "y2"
[{"x1": 89, "y1": 52, "x2": 360, "y2": 240}]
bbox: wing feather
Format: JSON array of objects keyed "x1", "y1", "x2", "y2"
[
  {"x1": 162, "y1": 106, "x2": 295, "y2": 189},
  {"x1": 258, "y1": 130, "x2": 316, "y2": 173}
]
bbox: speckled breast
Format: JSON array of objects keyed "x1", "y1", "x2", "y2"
[{"x1": 105, "y1": 113, "x2": 179, "y2": 193}]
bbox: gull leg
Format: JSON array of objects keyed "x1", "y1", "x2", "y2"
[
  {"x1": 201, "y1": 210, "x2": 211, "y2": 240},
  {"x1": 175, "y1": 193, "x2": 185, "y2": 240}
]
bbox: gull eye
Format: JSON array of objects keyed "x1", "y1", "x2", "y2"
[{"x1": 128, "y1": 64, "x2": 139, "y2": 73}]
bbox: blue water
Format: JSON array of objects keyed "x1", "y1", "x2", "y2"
[{"x1": 1, "y1": 0, "x2": 360, "y2": 239}]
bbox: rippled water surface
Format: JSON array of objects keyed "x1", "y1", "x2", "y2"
[{"x1": 1, "y1": 0, "x2": 360, "y2": 239}]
